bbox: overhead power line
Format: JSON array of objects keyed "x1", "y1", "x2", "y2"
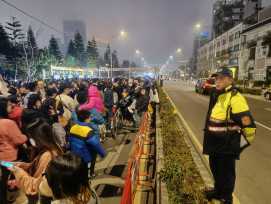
[{"x1": 1, "y1": 0, "x2": 63, "y2": 34}]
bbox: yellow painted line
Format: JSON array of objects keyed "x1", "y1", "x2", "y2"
[{"x1": 163, "y1": 87, "x2": 241, "y2": 204}]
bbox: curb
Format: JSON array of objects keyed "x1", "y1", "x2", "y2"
[{"x1": 155, "y1": 104, "x2": 169, "y2": 204}]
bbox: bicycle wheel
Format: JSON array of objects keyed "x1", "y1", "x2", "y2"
[{"x1": 111, "y1": 120, "x2": 116, "y2": 139}]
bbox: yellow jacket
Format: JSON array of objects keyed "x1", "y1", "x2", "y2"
[{"x1": 203, "y1": 85, "x2": 256, "y2": 157}]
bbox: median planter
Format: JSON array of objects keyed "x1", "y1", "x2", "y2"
[{"x1": 157, "y1": 85, "x2": 209, "y2": 204}]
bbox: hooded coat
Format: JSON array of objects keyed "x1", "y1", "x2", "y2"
[{"x1": 80, "y1": 86, "x2": 103, "y2": 114}]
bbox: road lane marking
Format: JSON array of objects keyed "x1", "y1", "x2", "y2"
[
  {"x1": 197, "y1": 95, "x2": 210, "y2": 102},
  {"x1": 255, "y1": 121, "x2": 271, "y2": 131},
  {"x1": 163, "y1": 87, "x2": 241, "y2": 204}
]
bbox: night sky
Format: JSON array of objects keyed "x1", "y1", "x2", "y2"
[{"x1": 0, "y1": 0, "x2": 270, "y2": 66}]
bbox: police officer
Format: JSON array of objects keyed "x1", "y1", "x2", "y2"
[{"x1": 203, "y1": 67, "x2": 256, "y2": 204}]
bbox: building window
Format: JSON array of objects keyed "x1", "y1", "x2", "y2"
[
  {"x1": 235, "y1": 31, "x2": 240, "y2": 39},
  {"x1": 229, "y1": 57, "x2": 238, "y2": 65},
  {"x1": 229, "y1": 34, "x2": 234, "y2": 42},
  {"x1": 217, "y1": 41, "x2": 220, "y2": 47},
  {"x1": 234, "y1": 44, "x2": 239, "y2": 51},
  {"x1": 222, "y1": 38, "x2": 227, "y2": 45},
  {"x1": 250, "y1": 34, "x2": 255, "y2": 41},
  {"x1": 239, "y1": 15, "x2": 243, "y2": 19}
]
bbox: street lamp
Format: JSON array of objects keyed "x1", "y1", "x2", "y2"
[
  {"x1": 109, "y1": 30, "x2": 126, "y2": 77},
  {"x1": 170, "y1": 55, "x2": 173, "y2": 59},
  {"x1": 177, "y1": 48, "x2": 181, "y2": 53}
]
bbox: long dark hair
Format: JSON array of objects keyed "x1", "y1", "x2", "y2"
[
  {"x1": 45, "y1": 153, "x2": 91, "y2": 203},
  {"x1": 26, "y1": 118, "x2": 62, "y2": 176},
  {"x1": 27, "y1": 94, "x2": 41, "y2": 109},
  {"x1": 0, "y1": 98, "x2": 9, "y2": 119}
]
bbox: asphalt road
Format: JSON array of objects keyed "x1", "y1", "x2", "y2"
[{"x1": 164, "y1": 80, "x2": 271, "y2": 204}]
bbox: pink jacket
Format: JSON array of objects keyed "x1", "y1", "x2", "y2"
[
  {"x1": 80, "y1": 86, "x2": 103, "y2": 113},
  {"x1": 0, "y1": 119, "x2": 27, "y2": 162}
]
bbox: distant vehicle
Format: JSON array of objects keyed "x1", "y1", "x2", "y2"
[
  {"x1": 264, "y1": 89, "x2": 271, "y2": 100},
  {"x1": 195, "y1": 78, "x2": 216, "y2": 94}
]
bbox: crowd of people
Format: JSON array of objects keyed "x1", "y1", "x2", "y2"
[{"x1": 0, "y1": 74, "x2": 159, "y2": 204}]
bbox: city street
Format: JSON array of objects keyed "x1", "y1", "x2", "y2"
[{"x1": 164, "y1": 80, "x2": 271, "y2": 204}]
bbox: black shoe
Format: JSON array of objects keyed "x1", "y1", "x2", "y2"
[
  {"x1": 220, "y1": 199, "x2": 233, "y2": 204},
  {"x1": 204, "y1": 189, "x2": 221, "y2": 201}
]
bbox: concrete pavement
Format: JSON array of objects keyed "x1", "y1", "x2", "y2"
[{"x1": 164, "y1": 80, "x2": 271, "y2": 204}]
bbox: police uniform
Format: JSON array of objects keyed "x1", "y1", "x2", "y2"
[{"x1": 203, "y1": 67, "x2": 256, "y2": 203}]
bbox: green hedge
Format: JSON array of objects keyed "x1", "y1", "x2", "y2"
[
  {"x1": 158, "y1": 86, "x2": 209, "y2": 204},
  {"x1": 237, "y1": 87, "x2": 262, "y2": 95}
]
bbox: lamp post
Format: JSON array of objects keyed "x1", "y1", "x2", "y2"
[
  {"x1": 109, "y1": 30, "x2": 125, "y2": 77},
  {"x1": 129, "y1": 49, "x2": 141, "y2": 77}
]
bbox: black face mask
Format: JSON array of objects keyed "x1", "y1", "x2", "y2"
[{"x1": 39, "y1": 192, "x2": 53, "y2": 204}]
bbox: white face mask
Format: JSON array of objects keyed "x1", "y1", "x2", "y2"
[{"x1": 29, "y1": 138, "x2": 36, "y2": 146}]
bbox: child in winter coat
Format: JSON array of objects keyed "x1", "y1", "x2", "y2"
[{"x1": 79, "y1": 86, "x2": 103, "y2": 114}]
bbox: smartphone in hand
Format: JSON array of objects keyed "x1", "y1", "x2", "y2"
[{"x1": 1, "y1": 161, "x2": 14, "y2": 169}]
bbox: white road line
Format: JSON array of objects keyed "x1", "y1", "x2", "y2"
[
  {"x1": 255, "y1": 121, "x2": 271, "y2": 131},
  {"x1": 197, "y1": 95, "x2": 210, "y2": 102}
]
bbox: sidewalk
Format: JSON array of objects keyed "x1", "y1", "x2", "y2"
[{"x1": 92, "y1": 120, "x2": 137, "y2": 203}]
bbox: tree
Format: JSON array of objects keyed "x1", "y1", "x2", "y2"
[
  {"x1": 86, "y1": 37, "x2": 99, "y2": 68},
  {"x1": 49, "y1": 35, "x2": 62, "y2": 61},
  {"x1": 5, "y1": 16, "x2": 25, "y2": 80},
  {"x1": 0, "y1": 23, "x2": 12, "y2": 57},
  {"x1": 66, "y1": 40, "x2": 75, "y2": 57},
  {"x1": 130, "y1": 61, "x2": 137, "y2": 67},
  {"x1": 112, "y1": 49, "x2": 119, "y2": 68},
  {"x1": 121, "y1": 59, "x2": 130, "y2": 68},
  {"x1": 104, "y1": 44, "x2": 111, "y2": 66},
  {"x1": 74, "y1": 31, "x2": 85, "y2": 66}
]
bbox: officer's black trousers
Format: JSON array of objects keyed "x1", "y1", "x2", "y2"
[{"x1": 209, "y1": 155, "x2": 236, "y2": 201}]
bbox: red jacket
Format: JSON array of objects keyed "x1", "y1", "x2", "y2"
[{"x1": 9, "y1": 105, "x2": 23, "y2": 128}]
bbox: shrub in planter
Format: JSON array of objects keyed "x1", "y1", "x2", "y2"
[{"x1": 158, "y1": 85, "x2": 209, "y2": 204}]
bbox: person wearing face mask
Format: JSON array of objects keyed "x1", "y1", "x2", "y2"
[
  {"x1": 135, "y1": 86, "x2": 149, "y2": 129},
  {"x1": 21, "y1": 94, "x2": 44, "y2": 135},
  {"x1": 8, "y1": 118, "x2": 62, "y2": 204}
]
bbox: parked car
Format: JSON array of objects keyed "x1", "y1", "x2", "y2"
[
  {"x1": 264, "y1": 89, "x2": 271, "y2": 100},
  {"x1": 195, "y1": 78, "x2": 216, "y2": 94}
]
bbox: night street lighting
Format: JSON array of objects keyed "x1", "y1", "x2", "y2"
[
  {"x1": 177, "y1": 48, "x2": 181, "y2": 53},
  {"x1": 170, "y1": 55, "x2": 173, "y2": 59},
  {"x1": 109, "y1": 30, "x2": 126, "y2": 77}
]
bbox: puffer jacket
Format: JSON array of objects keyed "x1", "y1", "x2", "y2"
[
  {"x1": 69, "y1": 122, "x2": 106, "y2": 164},
  {"x1": 80, "y1": 86, "x2": 103, "y2": 114},
  {"x1": 104, "y1": 89, "x2": 114, "y2": 107},
  {"x1": 72, "y1": 104, "x2": 104, "y2": 139},
  {"x1": 136, "y1": 95, "x2": 149, "y2": 113}
]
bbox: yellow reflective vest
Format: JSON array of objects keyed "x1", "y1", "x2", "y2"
[{"x1": 203, "y1": 85, "x2": 256, "y2": 158}]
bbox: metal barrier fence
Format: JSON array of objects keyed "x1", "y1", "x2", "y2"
[{"x1": 120, "y1": 112, "x2": 154, "y2": 204}]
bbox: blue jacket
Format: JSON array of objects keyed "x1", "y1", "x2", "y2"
[
  {"x1": 72, "y1": 104, "x2": 104, "y2": 139},
  {"x1": 69, "y1": 122, "x2": 106, "y2": 164}
]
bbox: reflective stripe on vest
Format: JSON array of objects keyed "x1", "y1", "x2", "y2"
[{"x1": 208, "y1": 125, "x2": 241, "y2": 132}]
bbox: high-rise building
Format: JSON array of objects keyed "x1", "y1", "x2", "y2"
[
  {"x1": 63, "y1": 20, "x2": 86, "y2": 55},
  {"x1": 244, "y1": 0, "x2": 262, "y2": 19},
  {"x1": 192, "y1": 33, "x2": 209, "y2": 68},
  {"x1": 212, "y1": 0, "x2": 245, "y2": 38}
]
